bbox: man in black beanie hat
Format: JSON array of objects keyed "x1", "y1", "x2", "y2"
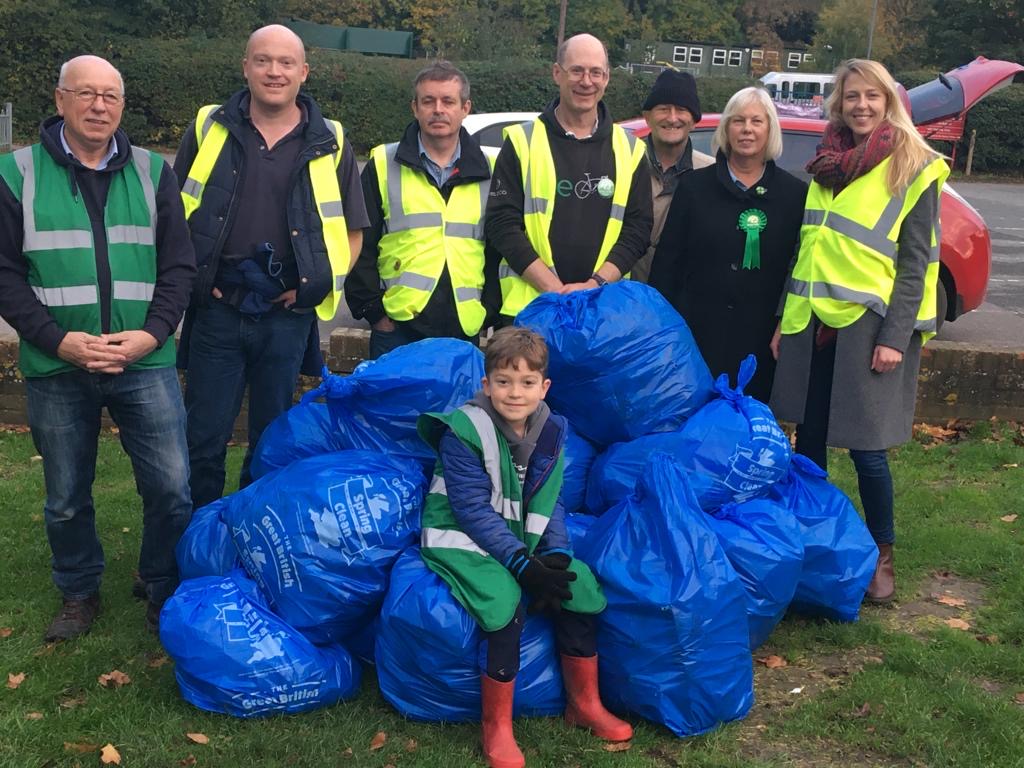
[{"x1": 632, "y1": 69, "x2": 713, "y2": 282}]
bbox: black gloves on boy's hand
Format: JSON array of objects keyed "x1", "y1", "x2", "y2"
[{"x1": 507, "y1": 549, "x2": 576, "y2": 615}]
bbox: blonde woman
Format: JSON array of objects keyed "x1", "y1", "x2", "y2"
[
  {"x1": 771, "y1": 60, "x2": 949, "y2": 603},
  {"x1": 650, "y1": 87, "x2": 806, "y2": 401}
]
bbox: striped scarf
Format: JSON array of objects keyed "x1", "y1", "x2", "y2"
[{"x1": 806, "y1": 121, "x2": 895, "y2": 194}]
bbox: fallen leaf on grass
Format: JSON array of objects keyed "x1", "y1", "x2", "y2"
[
  {"x1": 7, "y1": 672, "x2": 26, "y2": 689},
  {"x1": 341, "y1": 747, "x2": 354, "y2": 757},
  {"x1": 147, "y1": 652, "x2": 170, "y2": 669},
  {"x1": 369, "y1": 731, "x2": 387, "y2": 751},
  {"x1": 0, "y1": 627, "x2": 12, "y2": 638},
  {"x1": 602, "y1": 741, "x2": 631, "y2": 752},
  {"x1": 58, "y1": 691, "x2": 87, "y2": 709},
  {"x1": 789, "y1": 687, "x2": 804, "y2": 694},
  {"x1": 25, "y1": 712, "x2": 44, "y2": 720},
  {"x1": 97, "y1": 670, "x2": 132, "y2": 688},
  {"x1": 100, "y1": 743, "x2": 121, "y2": 764},
  {"x1": 915, "y1": 424, "x2": 958, "y2": 442},
  {"x1": 1002, "y1": 463, "x2": 1019, "y2": 469},
  {"x1": 185, "y1": 733, "x2": 209, "y2": 745},
  {"x1": 405, "y1": 739, "x2": 418, "y2": 752},
  {"x1": 1013, "y1": 692, "x2": 1024, "y2": 706},
  {"x1": 756, "y1": 655, "x2": 787, "y2": 669},
  {"x1": 850, "y1": 702, "x2": 871, "y2": 718},
  {"x1": 933, "y1": 594, "x2": 967, "y2": 607},
  {"x1": 64, "y1": 742, "x2": 99, "y2": 754},
  {"x1": 121, "y1": 527, "x2": 130, "y2": 533},
  {"x1": 976, "y1": 634, "x2": 1000, "y2": 645},
  {"x1": 180, "y1": 757, "x2": 197, "y2": 767},
  {"x1": 30, "y1": 455, "x2": 43, "y2": 461},
  {"x1": 999, "y1": 514, "x2": 1018, "y2": 523},
  {"x1": 944, "y1": 618, "x2": 971, "y2": 631}
]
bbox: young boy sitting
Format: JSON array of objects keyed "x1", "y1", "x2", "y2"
[{"x1": 417, "y1": 327, "x2": 632, "y2": 768}]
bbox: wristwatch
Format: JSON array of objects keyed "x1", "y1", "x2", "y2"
[{"x1": 590, "y1": 272, "x2": 608, "y2": 287}]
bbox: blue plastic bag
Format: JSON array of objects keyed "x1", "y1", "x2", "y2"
[
  {"x1": 375, "y1": 548, "x2": 565, "y2": 723},
  {"x1": 586, "y1": 355, "x2": 790, "y2": 514},
  {"x1": 223, "y1": 450, "x2": 426, "y2": 644},
  {"x1": 299, "y1": 338, "x2": 485, "y2": 473},
  {"x1": 562, "y1": 423, "x2": 598, "y2": 515},
  {"x1": 160, "y1": 571, "x2": 361, "y2": 718},
  {"x1": 176, "y1": 498, "x2": 240, "y2": 580},
  {"x1": 564, "y1": 513, "x2": 598, "y2": 550},
  {"x1": 705, "y1": 497, "x2": 805, "y2": 649},
  {"x1": 250, "y1": 401, "x2": 343, "y2": 480},
  {"x1": 515, "y1": 282, "x2": 713, "y2": 447},
  {"x1": 770, "y1": 455, "x2": 879, "y2": 622},
  {"x1": 574, "y1": 453, "x2": 753, "y2": 737}
]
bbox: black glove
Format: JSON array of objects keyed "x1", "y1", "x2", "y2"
[
  {"x1": 507, "y1": 549, "x2": 577, "y2": 614},
  {"x1": 536, "y1": 552, "x2": 572, "y2": 571}
]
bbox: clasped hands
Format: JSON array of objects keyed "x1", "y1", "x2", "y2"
[{"x1": 56, "y1": 330, "x2": 159, "y2": 375}]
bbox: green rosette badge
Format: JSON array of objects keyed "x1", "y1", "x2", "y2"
[{"x1": 738, "y1": 208, "x2": 767, "y2": 269}]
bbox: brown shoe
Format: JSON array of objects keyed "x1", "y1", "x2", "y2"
[
  {"x1": 44, "y1": 594, "x2": 101, "y2": 642},
  {"x1": 131, "y1": 574, "x2": 147, "y2": 601},
  {"x1": 865, "y1": 544, "x2": 895, "y2": 603}
]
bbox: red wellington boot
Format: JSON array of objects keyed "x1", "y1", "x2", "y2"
[
  {"x1": 561, "y1": 654, "x2": 633, "y2": 742},
  {"x1": 480, "y1": 674, "x2": 525, "y2": 768}
]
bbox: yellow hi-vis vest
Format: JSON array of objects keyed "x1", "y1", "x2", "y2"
[
  {"x1": 780, "y1": 155, "x2": 949, "y2": 344},
  {"x1": 498, "y1": 118, "x2": 646, "y2": 317},
  {"x1": 371, "y1": 142, "x2": 494, "y2": 337},
  {"x1": 180, "y1": 104, "x2": 351, "y2": 321}
]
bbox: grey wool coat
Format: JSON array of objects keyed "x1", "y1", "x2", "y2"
[{"x1": 770, "y1": 179, "x2": 940, "y2": 450}]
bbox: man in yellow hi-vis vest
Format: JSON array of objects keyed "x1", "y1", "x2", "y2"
[
  {"x1": 485, "y1": 34, "x2": 652, "y2": 322},
  {"x1": 346, "y1": 61, "x2": 499, "y2": 359},
  {"x1": 172, "y1": 25, "x2": 369, "y2": 509}
]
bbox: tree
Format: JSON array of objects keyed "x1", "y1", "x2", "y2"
[
  {"x1": 811, "y1": 0, "x2": 931, "y2": 70},
  {"x1": 926, "y1": 0, "x2": 1024, "y2": 70},
  {"x1": 634, "y1": 0, "x2": 745, "y2": 44}
]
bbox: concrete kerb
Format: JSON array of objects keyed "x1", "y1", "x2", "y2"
[{"x1": 1, "y1": 332, "x2": 1022, "y2": 434}]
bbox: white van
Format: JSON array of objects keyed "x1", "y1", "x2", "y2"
[{"x1": 760, "y1": 72, "x2": 835, "y2": 102}]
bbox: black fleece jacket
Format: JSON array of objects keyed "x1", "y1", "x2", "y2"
[
  {"x1": 485, "y1": 99, "x2": 653, "y2": 285},
  {"x1": 345, "y1": 121, "x2": 500, "y2": 339},
  {"x1": 0, "y1": 117, "x2": 196, "y2": 357}
]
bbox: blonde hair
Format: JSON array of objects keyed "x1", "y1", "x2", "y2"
[
  {"x1": 712, "y1": 87, "x2": 783, "y2": 161},
  {"x1": 825, "y1": 59, "x2": 940, "y2": 195}
]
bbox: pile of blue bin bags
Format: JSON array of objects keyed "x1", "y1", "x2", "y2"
[{"x1": 162, "y1": 283, "x2": 879, "y2": 736}]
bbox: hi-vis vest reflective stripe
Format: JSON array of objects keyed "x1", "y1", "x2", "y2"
[
  {"x1": 498, "y1": 118, "x2": 646, "y2": 316},
  {"x1": 780, "y1": 155, "x2": 949, "y2": 344},
  {"x1": 371, "y1": 142, "x2": 493, "y2": 337},
  {"x1": 0, "y1": 143, "x2": 175, "y2": 377},
  {"x1": 180, "y1": 104, "x2": 351, "y2": 321}
]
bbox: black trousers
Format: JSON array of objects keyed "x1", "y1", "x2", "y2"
[{"x1": 482, "y1": 604, "x2": 597, "y2": 682}]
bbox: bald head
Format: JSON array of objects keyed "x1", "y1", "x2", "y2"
[
  {"x1": 58, "y1": 55, "x2": 124, "y2": 94},
  {"x1": 556, "y1": 34, "x2": 608, "y2": 70},
  {"x1": 246, "y1": 24, "x2": 306, "y2": 65}
]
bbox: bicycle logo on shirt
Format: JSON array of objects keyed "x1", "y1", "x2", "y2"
[{"x1": 556, "y1": 173, "x2": 615, "y2": 200}]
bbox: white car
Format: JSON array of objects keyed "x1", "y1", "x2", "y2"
[{"x1": 462, "y1": 112, "x2": 539, "y2": 157}]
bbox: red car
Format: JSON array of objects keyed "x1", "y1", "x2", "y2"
[{"x1": 619, "y1": 112, "x2": 989, "y2": 329}]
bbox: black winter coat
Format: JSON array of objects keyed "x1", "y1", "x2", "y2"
[{"x1": 649, "y1": 152, "x2": 807, "y2": 401}]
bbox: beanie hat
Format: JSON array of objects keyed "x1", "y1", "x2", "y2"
[{"x1": 642, "y1": 70, "x2": 702, "y2": 123}]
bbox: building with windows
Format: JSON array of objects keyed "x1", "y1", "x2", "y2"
[{"x1": 624, "y1": 40, "x2": 813, "y2": 78}]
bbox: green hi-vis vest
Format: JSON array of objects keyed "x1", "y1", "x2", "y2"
[
  {"x1": 417, "y1": 404, "x2": 606, "y2": 631},
  {"x1": 780, "y1": 155, "x2": 949, "y2": 344},
  {"x1": 180, "y1": 104, "x2": 351, "y2": 321},
  {"x1": 498, "y1": 118, "x2": 646, "y2": 317},
  {"x1": 0, "y1": 144, "x2": 175, "y2": 378},
  {"x1": 371, "y1": 142, "x2": 494, "y2": 337}
]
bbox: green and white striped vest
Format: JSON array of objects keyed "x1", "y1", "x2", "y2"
[
  {"x1": 417, "y1": 404, "x2": 605, "y2": 631},
  {"x1": 0, "y1": 143, "x2": 175, "y2": 377}
]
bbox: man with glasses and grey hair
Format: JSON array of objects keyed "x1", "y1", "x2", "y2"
[
  {"x1": 0, "y1": 55, "x2": 196, "y2": 641},
  {"x1": 486, "y1": 33, "x2": 652, "y2": 323}
]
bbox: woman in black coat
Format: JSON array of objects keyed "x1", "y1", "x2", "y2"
[{"x1": 649, "y1": 87, "x2": 807, "y2": 402}]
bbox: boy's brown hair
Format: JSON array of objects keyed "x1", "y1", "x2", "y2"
[{"x1": 484, "y1": 327, "x2": 549, "y2": 376}]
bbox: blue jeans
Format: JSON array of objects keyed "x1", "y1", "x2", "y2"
[
  {"x1": 184, "y1": 301, "x2": 314, "y2": 508},
  {"x1": 26, "y1": 367, "x2": 191, "y2": 604},
  {"x1": 793, "y1": 338, "x2": 895, "y2": 545}
]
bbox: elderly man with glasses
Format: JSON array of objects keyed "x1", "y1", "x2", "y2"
[
  {"x1": 485, "y1": 33, "x2": 652, "y2": 323},
  {"x1": 0, "y1": 55, "x2": 196, "y2": 641}
]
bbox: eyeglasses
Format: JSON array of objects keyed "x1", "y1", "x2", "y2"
[
  {"x1": 58, "y1": 88, "x2": 125, "y2": 106},
  {"x1": 561, "y1": 65, "x2": 609, "y2": 82}
]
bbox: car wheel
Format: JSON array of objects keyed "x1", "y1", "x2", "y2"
[{"x1": 935, "y1": 280, "x2": 948, "y2": 334}]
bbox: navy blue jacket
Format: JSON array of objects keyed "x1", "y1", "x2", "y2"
[{"x1": 437, "y1": 413, "x2": 571, "y2": 566}]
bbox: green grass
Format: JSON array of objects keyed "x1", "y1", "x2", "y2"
[{"x1": 1, "y1": 425, "x2": 1023, "y2": 767}]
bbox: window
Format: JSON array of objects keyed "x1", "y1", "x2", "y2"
[
  {"x1": 751, "y1": 49, "x2": 763, "y2": 61},
  {"x1": 765, "y1": 50, "x2": 779, "y2": 62},
  {"x1": 728, "y1": 50, "x2": 742, "y2": 67},
  {"x1": 803, "y1": 53, "x2": 814, "y2": 63},
  {"x1": 787, "y1": 52, "x2": 802, "y2": 69},
  {"x1": 712, "y1": 49, "x2": 726, "y2": 66},
  {"x1": 689, "y1": 47, "x2": 703, "y2": 64},
  {"x1": 672, "y1": 45, "x2": 687, "y2": 64}
]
